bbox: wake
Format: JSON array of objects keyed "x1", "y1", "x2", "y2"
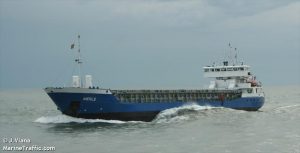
[
  {"x1": 153, "y1": 104, "x2": 216, "y2": 123},
  {"x1": 34, "y1": 115, "x2": 140, "y2": 124},
  {"x1": 34, "y1": 104, "x2": 219, "y2": 124},
  {"x1": 273, "y1": 104, "x2": 300, "y2": 113}
]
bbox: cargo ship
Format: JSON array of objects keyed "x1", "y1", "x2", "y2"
[{"x1": 45, "y1": 36, "x2": 264, "y2": 121}]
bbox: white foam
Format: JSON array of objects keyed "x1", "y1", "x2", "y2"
[
  {"x1": 34, "y1": 115, "x2": 141, "y2": 124},
  {"x1": 153, "y1": 104, "x2": 216, "y2": 123},
  {"x1": 158, "y1": 104, "x2": 214, "y2": 117},
  {"x1": 274, "y1": 104, "x2": 300, "y2": 110},
  {"x1": 273, "y1": 104, "x2": 300, "y2": 113},
  {"x1": 35, "y1": 104, "x2": 217, "y2": 124}
]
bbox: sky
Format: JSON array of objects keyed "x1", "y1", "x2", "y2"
[{"x1": 0, "y1": 0, "x2": 299, "y2": 89}]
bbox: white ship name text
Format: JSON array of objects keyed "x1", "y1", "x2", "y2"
[{"x1": 83, "y1": 97, "x2": 96, "y2": 102}]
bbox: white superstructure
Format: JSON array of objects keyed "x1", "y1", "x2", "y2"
[{"x1": 203, "y1": 46, "x2": 264, "y2": 98}]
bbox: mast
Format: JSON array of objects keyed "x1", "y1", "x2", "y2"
[
  {"x1": 75, "y1": 34, "x2": 83, "y2": 87},
  {"x1": 228, "y1": 42, "x2": 238, "y2": 65}
]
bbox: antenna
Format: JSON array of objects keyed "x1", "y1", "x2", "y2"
[
  {"x1": 234, "y1": 47, "x2": 238, "y2": 65},
  {"x1": 227, "y1": 42, "x2": 232, "y2": 65},
  {"x1": 227, "y1": 42, "x2": 238, "y2": 65}
]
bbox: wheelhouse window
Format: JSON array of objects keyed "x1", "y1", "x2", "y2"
[{"x1": 227, "y1": 68, "x2": 233, "y2": 71}]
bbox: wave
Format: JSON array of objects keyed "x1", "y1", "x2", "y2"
[
  {"x1": 153, "y1": 104, "x2": 216, "y2": 123},
  {"x1": 274, "y1": 104, "x2": 300, "y2": 110},
  {"x1": 34, "y1": 115, "x2": 141, "y2": 124},
  {"x1": 273, "y1": 104, "x2": 300, "y2": 113},
  {"x1": 34, "y1": 104, "x2": 217, "y2": 124}
]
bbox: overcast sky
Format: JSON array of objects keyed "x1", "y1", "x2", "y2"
[{"x1": 0, "y1": 0, "x2": 299, "y2": 89}]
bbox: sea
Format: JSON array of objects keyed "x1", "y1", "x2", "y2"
[{"x1": 0, "y1": 86, "x2": 299, "y2": 153}]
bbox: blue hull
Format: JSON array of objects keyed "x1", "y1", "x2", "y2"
[{"x1": 46, "y1": 92, "x2": 264, "y2": 121}]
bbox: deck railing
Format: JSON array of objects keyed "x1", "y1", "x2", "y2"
[{"x1": 111, "y1": 89, "x2": 242, "y2": 103}]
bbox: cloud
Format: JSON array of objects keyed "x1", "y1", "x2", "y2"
[
  {"x1": 1, "y1": 0, "x2": 298, "y2": 28},
  {"x1": 220, "y1": 1, "x2": 300, "y2": 29},
  {"x1": 0, "y1": 0, "x2": 299, "y2": 88},
  {"x1": 103, "y1": 0, "x2": 222, "y2": 26},
  {"x1": 0, "y1": 0, "x2": 223, "y2": 27},
  {"x1": 207, "y1": 0, "x2": 298, "y2": 16},
  {"x1": 93, "y1": 0, "x2": 300, "y2": 27}
]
